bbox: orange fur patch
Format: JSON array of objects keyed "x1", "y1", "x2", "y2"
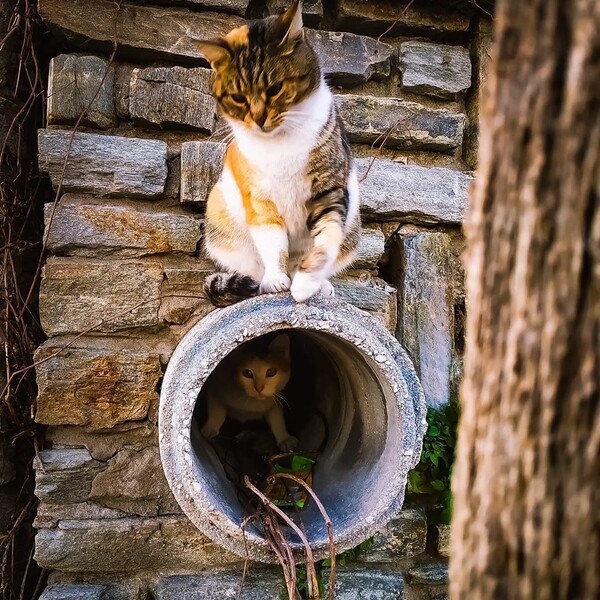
[
  {"x1": 299, "y1": 247, "x2": 328, "y2": 272},
  {"x1": 206, "y1": 186, "x2": 237, "y2": 251},
  {"x1": 225, "y1": 25, "x2": 249, "y2": 47},
  {"x1": 225, "y1": 144, "x2": 284, "y2": 228}
]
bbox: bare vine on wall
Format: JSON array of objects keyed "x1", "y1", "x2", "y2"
[{"x1": 0, "y1": 1, "x2": 47, "y2": 597}]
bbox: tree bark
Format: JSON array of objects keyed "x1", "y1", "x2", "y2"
[{"x1": 450, "y1": 1, "x2": 600, "y2": 598}]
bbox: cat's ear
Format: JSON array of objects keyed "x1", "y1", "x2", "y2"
[
  {"x1": 269, "y1": 334, "x2": 290, "y2": 358},
  {"x1": 276, "y1": 1, "x2": 303, "y2": 46},
  {"x1": 194, "y1": 39, "x2": 232, "y2": 71}
]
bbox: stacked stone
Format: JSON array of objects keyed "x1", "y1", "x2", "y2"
[{"x1": 33, "y1": 1, "x2": 490, "y2": 598}]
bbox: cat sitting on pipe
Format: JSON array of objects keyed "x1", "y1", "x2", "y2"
[{"x1": 197, "y1": 0, "x2": 360, "y2": 307}]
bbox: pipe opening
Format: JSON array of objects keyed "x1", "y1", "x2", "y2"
[
  {"x1": 191, "y1": 328, "x2": 392, "y2": 545},
  {"x1": 159, "y1": 296, "x2": 425, "y2": 562}
]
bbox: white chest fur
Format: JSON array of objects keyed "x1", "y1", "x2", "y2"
[{"x1": 230, "y1": 82, "x2": 333, "y2": 252}]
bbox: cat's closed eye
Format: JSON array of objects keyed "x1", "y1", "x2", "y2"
[
  {"x1": 266, "y1": 367, "x2": 278, "y2": 377},
  {"x1": 230, "y1": 93, "x2": 247, "y2": 104},
  {"x1": 242, "y1": 369, "x2": 253, "y2": 378},
  {"x1": 266, "y1": 82, "x2": 283, "y2": 98}
]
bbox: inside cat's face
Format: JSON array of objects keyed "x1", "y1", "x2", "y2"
[
  {"x1": 195, "y1": 1, "x2": 320, "y2": 134},
  {"x1": 235, "y1": 334, "x2": 291, "y2": 399}
]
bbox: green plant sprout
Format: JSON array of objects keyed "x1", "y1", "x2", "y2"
[{"x1": 407, "y1": 402, "x2": 459, "y2": 524}]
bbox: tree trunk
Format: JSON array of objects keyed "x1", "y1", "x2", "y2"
[{"x1": 450, "y1": 1, "x2": 599, "y2": 598}]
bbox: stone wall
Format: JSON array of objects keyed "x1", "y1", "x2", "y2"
[{"x1": 33, "y1": 1, "x2": 492, "y2": 598}]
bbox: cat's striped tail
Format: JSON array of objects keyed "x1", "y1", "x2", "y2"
[{"x1": 204, "y1": 272, "x2": 260, "y2": 308}]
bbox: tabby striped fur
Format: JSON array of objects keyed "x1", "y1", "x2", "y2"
[{"x1": 197, "y1": 1, "x2": 360, "y2": 306}]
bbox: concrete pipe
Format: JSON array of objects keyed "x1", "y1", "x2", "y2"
[{"x1": 159, "y1": 294, "x2": 426, "y2": 562}]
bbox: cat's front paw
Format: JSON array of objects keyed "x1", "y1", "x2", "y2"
[
  {"x1": 318, "y1": 279, "x2": 335, "y2": 298},
  {"x1": 260, "y1": 272, "x2": 291, "y2": 294},
  {"x1": 290, "y1": 272, "x2": 322, "y2": 303},
  {"x1": 278, "y1": 435, "x2": 299, "y2": 452},
  {"x1": 201, "y1": 423, "x2": 221, "y2": 440}
]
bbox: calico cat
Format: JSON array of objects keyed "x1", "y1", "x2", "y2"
[
  {"x1": 197, "y1": 0, "x2": 360, "y2": 307},
  {"x1": 200, "y1": 334, "x2": 298, "y2": 451}
]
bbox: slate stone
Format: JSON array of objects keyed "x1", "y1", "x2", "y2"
[
  {"x1": 436, "y1": 523, "x2": 451, "y2": 558},
  {"x1": 47, "y1": 419, "x2": 157, "y2": 462},
  {"x1": 39, "y1": 584, "x2": 106, "y2": 600},
  {"x1": 34, "y1": 449, "x2": 104, "y2": 505},
  {"x1": 129, "y1": 66, "x2": 217, "y2": 132},
  {"x1": 34, "y1": 516, "x2": 240, "y2": 572},
  {"x1": 34, "y1": 341, "x2": 161, "y2": 429},
  {"x1": 34, "y1": 449, "x2": 99, "y2": 472},
  {"x1": 38, "y1": 0, "x2": 245, "y2": 63},
  {"x1": 39, "y1": 257, "x2": 163, "y2": 335},
  {"x1": 113, "y1": 63, "x2": 134, "y2": 119},
  {"x1": 335, "y1": 0, "x2": 469, "y2": 38},
  {"x1": 359, "y1": 507, "x2": 427, "y2": 561},
  {"x1": 44, "y1": 196, "x2": 202, "y2": 257},
  {"x1": 35, "y1": 501, "x2": 128, "y2": 528},
  {"x1": 160, "y1": 261, "x2": 216, "y2": 325},
  {"x1": 39, "y1": 0, "x2": 390, "y2": 85},
  {"x1": 400, "y1": 41, "x2": 472, "y2": 100},
  {"x1": 38, "y1": 129, "x2": 168, "y2": 198},
  {"x1": 336, "y1": 94, "x2": 465, "y2": 152},
  {"x1": 90, "y1": 446, "x2": 181, "y2": 516},
  {"x1": 306, "y1": 29, "x2": 393, "y2": 87},
  {"x1": 333, "y1": 276, "x2": 397, "y2": 333},
  {"x1": 464, "y1": 16, "x2": 494, "y2": 168},
  {"x1": 354, "y1": 226, "x2": 385, "y2": 269},
  {"x1": 398, "y1": 230, "x2": 453, "y2": 408},
  {"x1": 327, "y1": 567, "x2": 405, "y2": 599},
  {"x1": 357, "y1": 158, "x2": 472, "y2": 224},
  {"x1": 151, "y1": 571, "x2": 285, "y2": 600},
  {"x1": 47, "y1": 54, "x2": 117, "y2": 129},
  {"x1": 129, "y1": 0, "x2": 251, "y2": 16},
  {"x1": 266, "y1": 0, "x2": 323, "y2": 26},
  {"x1": 408, "y1": 563, "x2": 449, "y2": 585},
  {"x1": 180, "y1": 141, "x2": 226, "y2": 203}
]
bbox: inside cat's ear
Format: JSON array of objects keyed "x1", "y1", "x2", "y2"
[
  {"x1": 276, "y1": 0, "x2": 303, "y2": 46},
  {"x1": 194, "y1": 39, "x2": 231, "y2": 71},
  {"x1": 269, "y1": 334, "x2": 290, "y2": 358}
]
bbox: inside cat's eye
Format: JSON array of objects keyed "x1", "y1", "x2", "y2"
[
  {"x1": 230, "y1": 93, "x2": 247, "y2": 104},
  {"x1": 241, "y1": 369, "x2": 253, "y2": 378},
  {"x1": 266, "y1": 82, "x2": 283, "y2": 98},
  {"x1": 265, "y1": 367, "x2": 277, "y2": 377}
]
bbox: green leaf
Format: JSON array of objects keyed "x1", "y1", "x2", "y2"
[
  {"x1": 429, "y1": 425, "x2": 440, "y2": 436},
  {"x1": 430, "y1": 479, "x2": 446, "y2": 491}
]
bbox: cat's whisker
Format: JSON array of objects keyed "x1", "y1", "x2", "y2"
[
  {"x1": 274, "y1": 393, "x2": 290, "y2": 410},
  {"x1": 280, "y1": 110, "x2": 316, "y2": 117}
]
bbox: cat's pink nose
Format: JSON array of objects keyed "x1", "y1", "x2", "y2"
[
  {"x1": 250, "y1": 100, "x2": 267, "y2": 128},
  {"x1": 255, "y1": 383, "x2": 264, "y2": 393}
]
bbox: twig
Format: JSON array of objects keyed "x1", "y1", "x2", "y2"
[
  {"x1": 269, "y1": 473, "x2": 336, "y2": 600},
  {"x1": 376, "y1": 0, "x2": 417, "y2": 41},
  {"x1": 237, "y1": 516, "x2": 253, "y2": 600},
  {"x1": 244, "y1": 476, "x2": 320, "y2": 599}
]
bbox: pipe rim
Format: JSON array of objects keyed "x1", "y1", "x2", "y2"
[{"x1": 159, "y1": 294, "x2": 426, "y2": 562}]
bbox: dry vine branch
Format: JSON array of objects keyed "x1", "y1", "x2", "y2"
[
  {"x1": 268, "y1": 473, "x2": 336, "y2": 600},
  {"x1": 245, "y1": 476, "x2": 320, "y2": 599},
  {"x1": 0, "y1": 2, "x2": 127, "y2": 598}
]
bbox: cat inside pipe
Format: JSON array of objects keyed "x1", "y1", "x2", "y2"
[
  {"x1": 195, "y1": 330, "x2": 327, "y2": 511},
  {"x1": 196, "y1": 0, "x2": 362, "y2": 306}
]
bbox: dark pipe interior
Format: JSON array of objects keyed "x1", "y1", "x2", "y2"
[{"x1": 191, "y1": 328, "x2": 391, "y2": 545}]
